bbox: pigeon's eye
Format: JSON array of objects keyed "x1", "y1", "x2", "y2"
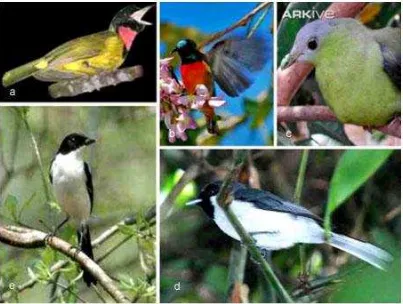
[{"x1": 307, "y1": 38, "x2": 318, "y2": 50}]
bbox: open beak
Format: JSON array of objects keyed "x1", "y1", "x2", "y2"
[
  {"x1": 130, "y1": 5, "x2": 153, "y2": 26},
  {"x1": 170, "y1": 47, "x2": 178, "y2": 55},
  {"x1": 85, "y1": 138, "x2": 96, "y2": 146},
  {"x1": 185, "y1": 199, "x2": 202, "y2": 206}
]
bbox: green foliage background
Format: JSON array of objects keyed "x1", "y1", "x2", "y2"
[{"x1": 160, "y1": 150, "x2": 400, "y2": 303}]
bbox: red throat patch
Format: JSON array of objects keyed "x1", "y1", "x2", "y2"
[{"x1": 118, "y1": 26, "x2": 138, "y2": 50}]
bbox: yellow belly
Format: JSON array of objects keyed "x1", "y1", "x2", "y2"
[{"x1": 61, "y1": 36, "x2": 125, "y2": 75}]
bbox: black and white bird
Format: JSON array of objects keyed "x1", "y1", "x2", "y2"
[
  {"x1": 187, "y1": 181, "x2": 392, "y2": 270},
  {"x1": 49, "y1": 133, "x2": 97, "y2": 286}
]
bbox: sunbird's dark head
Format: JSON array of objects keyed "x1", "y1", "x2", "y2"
[
  {"x1": 171, "y1": 39, "x2": 202, "y2": 62},
  {"x1": 58, "y1": 133, "x2": 95, "y2": 155},
  {"x1": 110, "y1": 5, "x2": 154, "y2": 50},
  {"x1": 186, "y1": 182, "x2": 222, "y2": 218}
]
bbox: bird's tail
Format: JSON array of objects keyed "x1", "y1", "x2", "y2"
[
  {"x1": 2, "y1": 58, "x2": 48, "y2": 87},
  {"x1": 330, "y1": 232, "x2": 392, "y2": 270},
  {"x1": 78, "y1": 225, "x2": 97, "y2": 286}
]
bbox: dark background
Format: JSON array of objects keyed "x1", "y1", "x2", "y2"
[{"x1": 0, "y1": 2, "x2": 156, "y2": 102}]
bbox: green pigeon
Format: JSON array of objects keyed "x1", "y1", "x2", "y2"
[{"x1": 284, "y1": 18, "x2": 400, "y2": 127}]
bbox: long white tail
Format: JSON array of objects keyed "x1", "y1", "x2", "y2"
[{"x1": 330, "y1": 233, "x2": 392, "y2": 270}]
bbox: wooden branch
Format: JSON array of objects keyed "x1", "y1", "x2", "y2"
[
  {"x1": 277, "y1": 106, "x2": 401, "y2": 138},
  {"x1": 277, "y1": 3, "x2": 367, "y2": 106},
  {"x1": 198, "y1": 2, "x2": 272, "y2": 49},
  {"x1": 277, "y1": 105, "x2": 337, "y2": 122},
  {"x1": 0, "y1": 207, "x2": 155, "y2": 302},
  {"x1": 49, "y1": 66, "x2": 143, "y2": 99},
  {"x1": 0, "y1": 225, "x2": 129, "y2": 303}
]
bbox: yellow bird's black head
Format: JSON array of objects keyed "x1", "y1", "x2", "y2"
[{"x1": 110, "y1": 5, "x2": 153, "y2": 51}]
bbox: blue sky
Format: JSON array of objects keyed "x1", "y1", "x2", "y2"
[{"x1": 161, "y1": 2, "x2": 274, "y2": 146}]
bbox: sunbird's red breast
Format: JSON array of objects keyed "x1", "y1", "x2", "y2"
[
  {"x1": 2, "y1": 5, "x2": 153, "y2": 94},
  {"x1": 172, "y1": 37, "x2": 270, "y2": 134}
]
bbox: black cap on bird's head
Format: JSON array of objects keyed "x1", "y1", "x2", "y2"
[
  {"x1": 110, "y1": 5, "x2": 154, "y2": 51},
  {"x1": 58, "y1": 133, "x2": 96, "y2": 155},
  {"x1": 171, "y1": 39, "x2": 203, "y2": 62},
  {"x1": 186, "y1": 181, "x2": 223, "y2": 218}
]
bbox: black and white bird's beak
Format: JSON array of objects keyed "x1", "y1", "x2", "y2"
[
  {"x1": 186, "y1": 199, "x2": 202, "y2": 206},
  {"x1": 85, "y1": 138, "x2": 96, "y2": 146},
  {"x1": 130, "y1": 5, "x2": 153, "y2": 26}
]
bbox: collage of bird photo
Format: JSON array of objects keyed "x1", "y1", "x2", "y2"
[{"x1": 0, "y1": 1, "x2": 401, "y2": 304}]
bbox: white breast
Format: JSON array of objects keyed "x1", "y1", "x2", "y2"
[
  {"x1": 210, "y1": 197, "x2": 324, "y2": 250},
  {"x1": 50, "y1": 150, "x2": 91, "y2": 224}
]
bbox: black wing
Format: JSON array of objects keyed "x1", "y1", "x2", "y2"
[
  {"x1": 232, "y1": 182, "x2": 323, "y2": 223},
  {"x1": 84, "y1": 162, "x2": 94, "y2": 213},
  {"x1": 206, "y1": 37, "x2": 270, "y2": 97},
  {"x1": 49, "y1": 156, "x2": 55, "y2": 184},
  {"x1": 371, "y1": 27, "x2": 401, "y2": 90},
  {"x1": 380, "y1": 43, "x2": 401, "y2": 90}
]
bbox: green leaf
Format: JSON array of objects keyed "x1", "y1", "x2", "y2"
[
  {"x1": 324, "y1": 150, "x2": 393, "y2": 235},
  {"x1": 243, "y1": 98, "x2": 259, "y2": 116},
  {"x1": 4, "y1": 195, "x2": 18, "y2": 221},
  {"x1": 18, "y1": 192, "x2": 36, "y2": 221},
  {"x1": 118, "y1": 224, "x2": 136, "y2": 236},
  {"x1": 161, "y1": 169, "x2": 197, "y2": 206}
]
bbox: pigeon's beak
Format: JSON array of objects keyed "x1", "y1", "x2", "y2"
[
  {"x1": 185, "y1": 199, "x2": 202, "y2": 206},
  {"x1": 130, "y1": 5, "x2": 153, "y2": 26},
  {"x1": 282, "y1": 48, "x2": 302, "y2": 70},
  {"x1": 85, "y1": 138, "x2": 96, "y2": 146}
]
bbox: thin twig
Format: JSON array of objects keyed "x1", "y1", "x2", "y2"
[
  {"x1": 198, "y1": 2, "x2": 272, "y2": 49},
  {"x1": 217, "y1": 151, "x2": 293, "y2": 303},
  {"x1": 293, "y1": 150, "x2": 310, "y2": 276},
  {"x1": 49, "y1": 281, "x2": 88, "y2": 303},
  {"x1": 16, "y1": 109, "x2": 53, "y2": 201},
  {"x1": 227, "y1": 238, "x2": 249, "y2": 303}
]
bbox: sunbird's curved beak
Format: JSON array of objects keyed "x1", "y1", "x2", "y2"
[
  {"x1": 185, "y1": 199, "x2": 202, "y2": 206},
  {"x1": 170, "y1": 47, "x2": 178, "y2": 55},
  {"x1": 130, "y1": 5, "x2": 153, "y2": 26}
]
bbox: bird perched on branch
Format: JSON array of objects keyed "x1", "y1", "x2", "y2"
[
  {"x1": 171, "y1": 37, "x2": 270, "y2": 134},
  {"x1": 187, "y1": 181, "x2": 392, "y2": 270},
  {"x1": 284, "y1": 18, "x2": 401, "y2": 127},
  {"x1": 50, "y1": 133, "x2": 97, "y2": 286},
  {"x1": 2, "y1": 5, "x2": 153, "y2": 97}
]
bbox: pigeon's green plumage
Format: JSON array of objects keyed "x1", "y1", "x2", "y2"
[{"x1": 285, "y1": 18, "x2": 400, "y2": 126}]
